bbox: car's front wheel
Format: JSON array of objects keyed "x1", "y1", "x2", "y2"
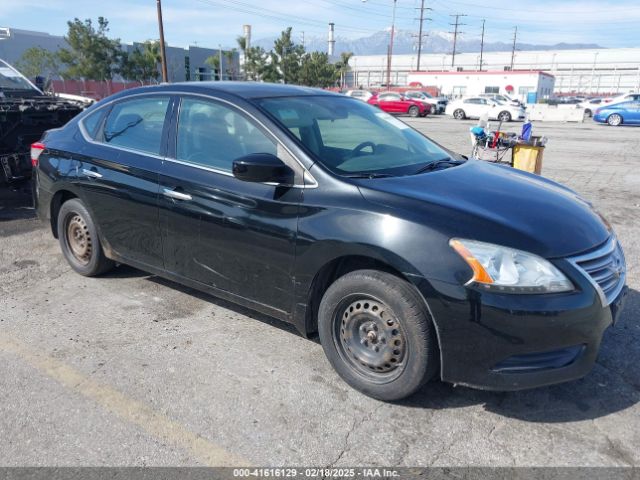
[
  {"x1": 453, "y1": 109, "x2": 466, "y2": 120},
  {"x1": 58, "y1": 198, "x2": 114, "y2": 276},
  {"x1": 607, "y1": 113, "x2": 622, "y2": 126},
  {"x1": 497, "y1": 111, "x2": 512, "y2": 122},
  {"x1": 408, "y1": 105, "x2": 420, "y2": 117},
  {"x1": 318, "y1": 269, "x2": 438, "y2": 401}
]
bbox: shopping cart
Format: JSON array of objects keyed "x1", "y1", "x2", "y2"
[{"x1": 469, "y1": 123, "x2": 517, "y2": 165}]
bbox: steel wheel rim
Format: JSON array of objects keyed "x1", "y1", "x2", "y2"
[
  {"x1": 65, "y1": 213, "x2": 92, "y2": 265},
  {"x1": 333, "y1": 295, "x2": 407, "y2": 383}
]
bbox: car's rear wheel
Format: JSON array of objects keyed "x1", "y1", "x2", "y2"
[
  {"x1": 453, "y1": 109, "x2": 466, "y2": 120},
  {"x1": 607, "y1": 113, "x2": 622, "y2": 126},
  {"x1": 497, "y1": 111, "x2": 512, "y2": 122},
  {"x1": 584, "y1": 109, "x2": 593, "y2": 118},
  {"x1": 58, "y1": 198, "x2": 114, "y2": 276},
  {"x1": 318, "y1": 269, "x2": 438, "y2": 401},
  {"x1": 408, "y1": 105, "x2": 420, "y2": 117}
]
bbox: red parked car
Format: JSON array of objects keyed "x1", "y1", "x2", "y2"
[{"x1": 367, "y1": 91, "x2": 430, "y2": 117}]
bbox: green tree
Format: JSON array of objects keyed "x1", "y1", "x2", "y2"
[
  {"x1": 224, "y1": 49, "x2": 237, "y2": 80},
  {"x1": 205, "y1": 55, "x2": 220, "y2": 80},
  {"x1": 57, "y1": 17, "x2": 122, "y2": 80},
  {"x1": 119, "y1": 41, "x2": 161, "y2": 83},
  {"x1": 335, "y1": 51, "x2": 353, "y2": 89},
  {"x1": 236, "y1": 36, "x2": 247, "y2": 79},
  {"x1": 243, "y1": 46, "x2": 268, "y2": 81},
  {"x1": 15, "y1": 47, "x2": 60, "y2": 79},
  {"x1": 299, "y1": 51, "x2": 339, "y2": 88},
  {"x1": 272, "y1": 27, "x2": 305, "y2": 84}
]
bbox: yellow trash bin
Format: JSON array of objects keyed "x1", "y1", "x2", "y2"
[{"x1": 512, "y1": 144, "x2": 544, "y2": 174}]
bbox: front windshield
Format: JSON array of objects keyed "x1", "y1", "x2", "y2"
[
  {"x1": 256, "y1": 95, "x2": 452, "y2": 176},
  {"x1": 0, "y1": 60, "x2": 40, "y2": 92}
]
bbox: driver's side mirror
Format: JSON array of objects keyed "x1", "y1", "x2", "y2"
[{"x1": 232, "y1": 153, "x2": 294, "y2": 184}]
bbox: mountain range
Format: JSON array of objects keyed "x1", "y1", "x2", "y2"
[{"x1": 253, "y1": 29, "x2": 602, "y2": 56}]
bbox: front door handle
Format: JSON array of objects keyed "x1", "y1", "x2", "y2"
[
  {"x1": 163, "y1": 188, "x2": 192, "y2": 201},
  {"x1": 82, "y1": 168, "x2": 102, "y2": 179}
]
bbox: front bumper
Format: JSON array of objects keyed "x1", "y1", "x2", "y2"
[{"x1": 420, "y1": 256, "x2": 627, "y2": 391}]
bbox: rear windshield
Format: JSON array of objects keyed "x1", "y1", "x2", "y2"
[
  {"x1": 255, "y1": 95, "x2": 451, "y2": 177},
  {"x1": 0, "y1": 60, "x2": 40, "y2": 93}
]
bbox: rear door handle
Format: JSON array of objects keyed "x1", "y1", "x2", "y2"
[
  {"x1": 82, "y1": 168, "x2": 102, "y2": 179},
  {"x1": 163, "y1": 188, "x2": 192, "y2": 201}
]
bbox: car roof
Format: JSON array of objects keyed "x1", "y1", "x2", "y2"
[{"x1": 105, "y1": 81, "x2": 339, "y2": 101}]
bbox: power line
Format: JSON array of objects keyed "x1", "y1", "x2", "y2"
[
  {"x1": 414, "y1": 0, "x2": 432, "y2": 71},
  {"x1": 449, "y1": 14, "x2": 466, "y2": 68},
  {"x1": 195, "y1": 0, "x2": 379, "y2": 34}
]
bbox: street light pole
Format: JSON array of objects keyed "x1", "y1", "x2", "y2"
[
  {"x1": 156, "y1": 0, "x2": 169, "y2": 83},
  {"x1": 219, "y1": 44, "x2": 224, "y2": 81}
]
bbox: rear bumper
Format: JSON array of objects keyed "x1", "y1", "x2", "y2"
[{"x1": 419, "y1": 262, "x2": 627, "y2": 391}]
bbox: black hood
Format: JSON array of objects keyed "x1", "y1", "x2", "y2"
[{"x1": 356, "y1": 160, "x2": 610, "y2": 258}]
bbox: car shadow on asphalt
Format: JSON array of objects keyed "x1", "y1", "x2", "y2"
[
  {"x1": 401, "y1": 288, "x2": 640, "y2": 423},
  {"x1": 109, "y1": 263, "x2": 640, "y2": 423},
  {"x1": 134, "y1": 265, "x2": 640, "y2": 423},
  {"x1": 0, "y1": 182, "x2": 36, "y2": 222},
  {"x1": 143, "y1": 274, "x2": 302, "y2": 336}
]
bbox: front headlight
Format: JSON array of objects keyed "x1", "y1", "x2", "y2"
[{"x1": 449, "y1": 238, "x2": 574, "y2": 294}]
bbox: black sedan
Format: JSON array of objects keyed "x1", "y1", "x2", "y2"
[{"x1": 33, "y1": 82, "x2": 627, "y2": 401}]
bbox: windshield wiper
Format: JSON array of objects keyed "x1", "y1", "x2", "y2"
[
  {"x1": 342, "y1": 172, "x2": 395, "y2": 179},
  {"x1": 413, "y1": 159, "x2": 464, "y2": 175}
]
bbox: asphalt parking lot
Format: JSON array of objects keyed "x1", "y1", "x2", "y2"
[{"x1": 0, "y1": 116, "x2": 638, "y2": 467}]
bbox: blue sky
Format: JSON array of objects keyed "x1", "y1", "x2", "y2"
[{"x1": 3, "y1": 0, "x2": 640, "y2": 49}]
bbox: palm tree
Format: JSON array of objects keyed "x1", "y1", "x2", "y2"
[
  {"x1": 236, "y1": 36, "x2": 247, "y2": 79},
  {"x1": 336, "y1": 51, "x2": 353, "y2": 89},
  {"x1": 205, "y1": 55, "x2": 220, "y2": 80},
  {"x1": 224, "y1": 49, "x2": 237, "y2": 80}
]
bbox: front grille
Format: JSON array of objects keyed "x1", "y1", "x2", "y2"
[{"x1": 570, "y1": 236, "x2": 626, "y2": 306}]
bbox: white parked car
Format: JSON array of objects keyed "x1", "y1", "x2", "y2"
[
  {"x1": 479, "y1": 93, "x2": 522, "y2": 108},
  {"x1": 602, "y1": 92, "x2": 640, "y2": 106},
  {"x1": 404, "y1": 90, "x2": 448, "y2": 114},
  {"x1": 344, "y1": 89, "x2": 373, "y2": 102},
  {"x1": 579, "y1": 98, "x2": 604, "y2": 117},
  {"x1": 446, "y1": 97, "x2": 526, "y2": 122}
]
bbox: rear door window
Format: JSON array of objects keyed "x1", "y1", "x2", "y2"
[{"x1": 102, "y1": 96, "x2": 170, "y2": 155}]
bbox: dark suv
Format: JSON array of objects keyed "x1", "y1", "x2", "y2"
[{"x1": 34, "y1": 82, "x2": 627, "y2": 401}]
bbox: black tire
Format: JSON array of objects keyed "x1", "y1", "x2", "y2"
[
  {"x1": 318, "y1": 269, "x2": 438, "y2": 401},
  {"x1": 57, "y1": 198, "x2": 114, "y2": 276},
  {"x1": 408, "y1": 105, "x2": 420, "y2": 117},
  {"x1": 497, "y1": 111, "x2": 512, "y2": 122},
  {"x1": 585, "y1": 109, "x2": 593, "y2": 118},
  {"x1": 607, "y1": 113, "x2": 622, "y2": 126},
  {"x1": 453, "y1": 109, "x2": 466, "y2": 120}
]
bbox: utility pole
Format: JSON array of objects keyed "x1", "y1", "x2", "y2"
[
  {"x1": 449, "y1": 14, "x2": 466, "y2": 68},
  {"x1": 386, "y1": 0, "x2": 398, "y2": 88},
  {"x1": 479, "y1": 19, "x2": 485, "y2": 71},
  {"x1": 510, "y1": 26, "x2": 518, "y2": 70},
  {"x1": 300, "y1": 31, "x2": 305, "y2": 49},
  {"x1": 156, "y1": 0, "x2": 168, "y2": 82},
  {"x1": 414, "y1": 0, "x2": 432, "y2": 71}
]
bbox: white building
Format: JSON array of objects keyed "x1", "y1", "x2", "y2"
[
  {"x1": 406, "y1": 70, "x2": 555, "y2": 101},
  {"x1": 348, "y1": 47, "x2": 640, "y2": 96}
]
